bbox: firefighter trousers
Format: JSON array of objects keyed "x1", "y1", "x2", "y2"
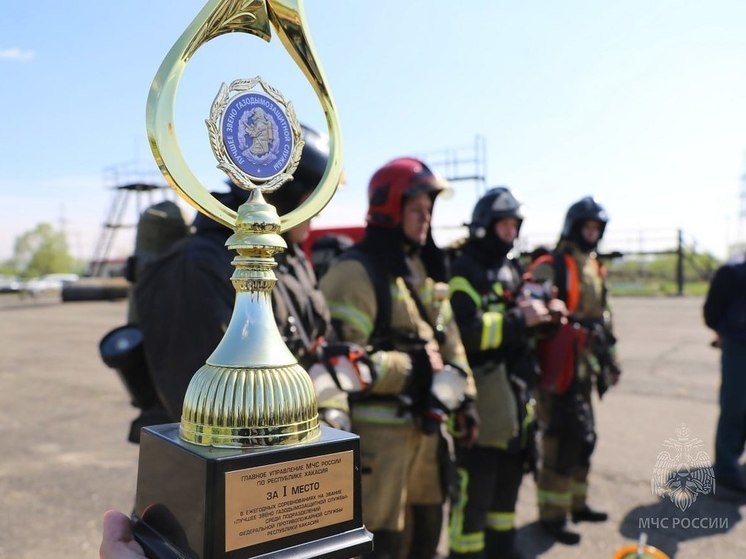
[
  {"x1": 536, "y1": 387, "x2": 596, "y2": 522},
  {"x1": 354, "y1": 419, "x2": 443, "y2": 558},
  {"x1": 448, "y1": 445, "x2": 524, "y2": 558}
]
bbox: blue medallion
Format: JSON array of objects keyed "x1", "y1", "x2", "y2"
[{"x1": 221, "y1": 92, "x2": 294, "y2": 180}]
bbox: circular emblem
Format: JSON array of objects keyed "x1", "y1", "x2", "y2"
[
  {"x1": 207, "y1": 78, "x2": 303, "y2": 193},
  {"x1": 221, "y1": 92, "x2": 294, "y2": 181}
]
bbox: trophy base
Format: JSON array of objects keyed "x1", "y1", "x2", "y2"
[{"x1": 134, "y1": 423, "x2": 372, "y2": 559}]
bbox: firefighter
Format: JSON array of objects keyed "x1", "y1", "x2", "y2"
[
  {"x1": 98, "y1": 200, "x2": 189, "y2": 442},
  {"x1": 263, "y1": 128, "x2": 359, "y2": 431},
  {"x1": 263, "y1": 127, "x2": 333, "y2": 370},
  {"x1": 526, "y1": 196, "x2": 621, "y2": 545},
  {"x1": 320, "y1": 157, "x2": 477, "y2": 559},
  {"x1": 447, "y1": 187, "x2": 555, "y2": 559}
]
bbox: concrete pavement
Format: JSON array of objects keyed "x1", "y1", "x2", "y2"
[{"x1": 0, "y1": 295, "x2": 743, "y2": 558}]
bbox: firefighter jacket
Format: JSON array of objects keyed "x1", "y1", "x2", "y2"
[
  {"x1": 319, "y1": 247, "x2": 474, "y2": 426},
  {"x1": 273, "y1": 243, "x2": 332, "y2": 368},
  {"x1": 529, "y1": 241, "x2": 605, "y2": 321},
  {"x1": 449, "y1": 243, "x2": 534, "y2": 449},
  {"x1": 527, "y1": 240, "x2": 619, "y2": 384}
]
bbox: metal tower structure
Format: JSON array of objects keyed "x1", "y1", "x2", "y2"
[
  {"x1": 420, "y1": 134, "x2": 488, "y2": 197},
  {"x1": 415, "y1": 135, "x2": 489, "y2": 247},
  {"x1": 89, "y1": 163, "x2": 175, "y2": 277}
]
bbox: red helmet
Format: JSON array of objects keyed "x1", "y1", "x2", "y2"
[{"x1": 366, "y1": 157, "x2": 448, "y2": 228}]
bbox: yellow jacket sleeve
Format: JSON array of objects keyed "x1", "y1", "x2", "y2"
[{"x1": 319, "y1": 259, "x2": 413, "y2": 395}]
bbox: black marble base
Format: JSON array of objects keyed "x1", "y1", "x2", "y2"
[{"x1": 134, "y1": 424, "x2": 372, "y2": 559}]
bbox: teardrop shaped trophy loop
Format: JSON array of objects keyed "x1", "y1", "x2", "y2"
[
  {"x1": 146, "y1": 0, "x2": 343, "y2": 233},
  {"x1": 144, "y1": 0, "x2": 343, "y2": 447},
  {"x1": 135, "y1": 2, "x2": 374, "y2": 555}
]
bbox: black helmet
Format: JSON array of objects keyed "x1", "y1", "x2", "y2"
[
  {"x1": 469, "y1": 186, "x2": 524, "y2": 239},
  {"x1": 561, "y1": 196, "x2": 609, "y2": 239},
  {"x1": 263, "y1": 124, "x2": 330, "y2": 216}
]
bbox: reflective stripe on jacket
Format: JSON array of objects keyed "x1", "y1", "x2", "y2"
[{"x1": 320, "y1": 254, "x2": 474, "y2": 424}]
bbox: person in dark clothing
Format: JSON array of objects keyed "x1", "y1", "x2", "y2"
[
  {"x1": 448, "y1": 187, "x2": 554, "y2": 559},
  {"x1": 134, "y1": 124, "x2": 332, "y2": 423},
  {"x1": 98, "y1": 201, "x2": 189, "y2": 442},
  {"x1": 704, "y1": 254, "x2": 746, "y2": 493}
]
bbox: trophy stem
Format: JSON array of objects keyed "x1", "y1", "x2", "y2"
[
  {"x1": 179, "y1": 190, "x2": 320, "y2": 447},
  {"x1": 135, "y1": 0, "x2": 373, "y2": 553}
]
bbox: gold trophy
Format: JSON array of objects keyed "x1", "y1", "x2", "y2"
[{"x1": 132, "y1": 1, "x2": 372, "y2": 557}]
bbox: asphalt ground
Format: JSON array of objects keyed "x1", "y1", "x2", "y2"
[{"x1": 0, "y1": 294, "x2": 743, "y2": 559}]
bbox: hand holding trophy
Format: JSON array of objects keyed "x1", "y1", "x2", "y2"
[{"x1": 133, "y1": 1, "x2": 372, "y2": 557}]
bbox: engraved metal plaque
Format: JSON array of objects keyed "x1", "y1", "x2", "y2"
[
  {"x1": 225, "y1": 451, "x2": 354, "y2": 551},
  {"x1": 135, "y1": 424, "x2": 369, "y2": 558}
]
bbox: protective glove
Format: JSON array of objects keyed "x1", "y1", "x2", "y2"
[
  {"x1": 403, "y1": 346, "x2": 434, "y2": 414},
  {"x1": 453, "y1": 399, "x2": 479, "y2": 448}
]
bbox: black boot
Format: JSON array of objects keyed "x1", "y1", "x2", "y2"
[
  {"x1": 540, "y1": 520, "x2": 581, "y2": 545},
  {"x1": 571, "y1": 505, "x2": 608, "y2": 523},
  {"x1": 485, "y1": 529, "x2": 526, "y2": 559},
  {"x1": 368, "y1": 530, "x2": 403, "y2": 559}
]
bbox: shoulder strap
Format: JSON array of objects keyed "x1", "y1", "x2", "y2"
[
  {"x1": 337, "y1": 248, "x2": 392, "y2": 344},
  {"x1": 551, "y1": 250, "x2": 568, "y2": 305},
  {"x1": 401, "y1": 275, "x2": 442, "y2": 341},
  {"x1": 274, "y1": 277, "x2": 313, "y2": 350},
  {"x1": 526, "y1": 251, "x2": 568, "y2": 300},
  {"x1": 551, "y1": 250, "x2": 580, "y2": 313},
  {"x1": 551, "y1": 250, "x2": 584, "y2": 314}
]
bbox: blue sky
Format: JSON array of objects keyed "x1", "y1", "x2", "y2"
[{"x1": 2, "y1": 1, "x2": 745, "y2": 262}]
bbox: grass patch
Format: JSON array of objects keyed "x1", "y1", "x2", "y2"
[{"x1": 608, "y1": 281, "x2": 709, "y2": 296}]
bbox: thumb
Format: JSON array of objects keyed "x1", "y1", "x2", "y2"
[
  {"x1": 100, "y1": 510, "x2": 145, "y2": 559},
  {"x1": 102, "y1": 510, "x2": 134, "y2": 544}
]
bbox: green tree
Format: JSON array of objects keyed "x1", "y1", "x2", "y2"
[
  {"x1": 0, "y1": 260, "x2": 18, "y2": 275},
  {"x1": 13, "y1": 223, "x2": 75, "y2": 278}
]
